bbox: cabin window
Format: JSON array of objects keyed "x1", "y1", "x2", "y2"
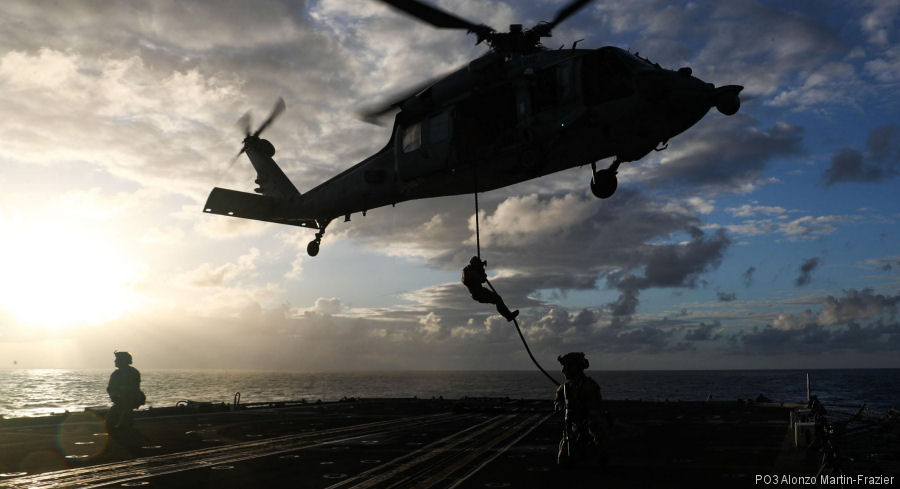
[
  {"x1": 428, "y1": 111, "x2": 451, "y2": 144},
  {"x1": 402, "y1": 122, "x2": 422, "y2": 152},
  {"x1": 558, "y1": 61, "x2": 576, "y2": 101},
  {"x1": 532, "y1": 68, "x2": 558, "y2": 111}
]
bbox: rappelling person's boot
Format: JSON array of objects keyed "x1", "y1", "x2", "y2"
[{"x1": 498, "y1": 303, "x2": 519, "y2": 322}]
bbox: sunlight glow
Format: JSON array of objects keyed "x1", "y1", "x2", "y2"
[{"x1": 0, "y1": 216, "x2": 144, "y2": 329}]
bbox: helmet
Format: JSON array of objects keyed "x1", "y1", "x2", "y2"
[
  {"x1": 557, "y1": 352, "x2": 589, "y2": 370},
  {"x1": 114, "y1": 351, "x2": 133, "y2": 365},
  {"x1": 469, "y1": 256, "x2": 482, "y2": 266}
]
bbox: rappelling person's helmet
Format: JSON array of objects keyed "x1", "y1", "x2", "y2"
[{"x1": 469, "y1": 256, "x2": 485, "y2": 267}]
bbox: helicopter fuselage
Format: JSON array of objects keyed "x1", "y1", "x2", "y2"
[{"x1": 204, "y1": 46, "x2": 742, "y2": 255}]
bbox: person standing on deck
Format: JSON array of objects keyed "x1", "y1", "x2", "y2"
[
  {"x1": 554, "y1": 352, "x2": 608, "y2": 469},
  {"x1": 106, "y1": 351, "x2": 144, "y2": 432}
]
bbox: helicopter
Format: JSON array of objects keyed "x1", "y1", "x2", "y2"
[{"x1": 203, "y1": 0, "x2": 743, "y2": 257}]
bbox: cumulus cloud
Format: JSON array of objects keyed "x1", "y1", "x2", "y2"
[
  {"x1": 819, "y1": 288, "x2": 899, "y2": 326},
  {"x1": 730, "y1": 289, "x2": 900, "y2": 355},
  {"x1": 474, "y1": 193, "x2": 596, "y2": 247},
  {"x1": 312, "y1": 297, "x2": 343, "y2": 315},
  {"x1": 418, "y1": 311, "x2": 449, "y2": 340},
  {"x1": 181, "y1": 248, "x2": 260, "y2": 287}
]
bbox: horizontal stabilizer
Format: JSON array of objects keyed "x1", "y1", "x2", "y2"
[{"x1": 203, "y1": 188, "x2": 319, "y2": 228}]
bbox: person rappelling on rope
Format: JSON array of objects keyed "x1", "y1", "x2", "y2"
[{"x1": 461, "y1": 256, "x2": 519, "y2": 322}]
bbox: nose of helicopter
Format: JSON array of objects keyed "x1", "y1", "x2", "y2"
[{"x1": 657, "y1": 69, "x2": 743, "y2": 139}]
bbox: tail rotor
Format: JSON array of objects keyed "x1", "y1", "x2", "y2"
[{"x1": 227, "y1": 97, "x2": 285, "y2": 168}]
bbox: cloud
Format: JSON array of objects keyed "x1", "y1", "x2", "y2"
[
  {"x1": 819, "y1": 288, "x2": 899, "y2": 326},
  {"x1": 181, "y1": 248, "x2": 260, "y2": 287},
  {"x1": 474, "y1": 193, "x2": 597, "y2": 247},
  {"x1": 865, "y1": 45, "x2": 900, "y2": 83},
  {"x1": 794, "y1": 257, "x2": 821, "y2": 287},
  {"x1": 729, "y1": 289, "x2": 900, "y2": 355},
  {"x1": 824, "y1": 124, "x2": 900, "y2": 185},
  {"x1": 724, "y1": 214, "x2": 856, "y2": 242},
  {"x1": 595, "y1": 0, "x2": 844, "y2": 83},
  {"x1": 717, "y1": 291, "x2": 737, "y2": 302},
  {"x1": 866, "y1": 256, "x2": 900, "y2": 272},
  {"x1": 684, "y1": 321, "x2": 722, "y2": 341},
  {"x1": 642, "y1": 117, "x2": 803, "y2": 195},
  {"x1": 726, "y1": 204, "x2": 789, "y2": 218},
  {"x1": 860, "y1": 0, "x2": 900, "y2": 46},
  {"x1": 312, "y1": 297, "x2": 343, "y2": 315},
  {"x1": 139, "y1": 226, "x2": 186, "y2": 245},
  {"x1": 605, "y1": 228, "x2": 731, "y2": 324},
  {"x1": 736, "y1": 320, "x2": 900, "y2": 355},
  {"x1": 742, "y1": 266, "x2": 756, "y2": 287}
]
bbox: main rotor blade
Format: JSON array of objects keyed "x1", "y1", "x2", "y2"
[
  {"x1": 237, "y1": 112, "x2": 252, "y2": 138},
  {"x1": 551, "y1": 0, "x2": 593, "y2": 28},
  {"x1": 532, "y1": 0, "x2": 594, "y2": 37},
  {"x1": 356, "y1": 72, "x2": 448, "y2": 125},
  {"x1": 253, "y1": 97, "x2": 286, "y2": 137},
  {"x1": 376, "y1": 0, "x2": 491, "y2": 33}
]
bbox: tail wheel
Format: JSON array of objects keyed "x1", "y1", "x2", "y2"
[{"x1": 590, "y1": 169, "x2": 617, "y2": 199}]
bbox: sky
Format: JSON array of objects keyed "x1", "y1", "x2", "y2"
[{"x1": 0, "y1": 0, "x2": 899, "y2": 371}]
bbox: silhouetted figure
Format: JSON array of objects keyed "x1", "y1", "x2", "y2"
[
  {"x1": 106, "y1": 351, "x2": 144, "y2": 433},
  {"x1": 461, "y1": 256, "x2": 519, "y2": 321},
  {"x1": 554, "y1": 352, "x2": 608, "y2": 469}
]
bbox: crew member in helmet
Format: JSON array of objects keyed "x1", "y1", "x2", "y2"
[
  {"x1": 461, "y1": 256, "x2": 519, "y2": 322},
  {"x1": 106, "y1": 351, "x2": 144, "y2": 432},
  {"x1": 554, "y1": 352, "x2": 608, "y2": 468}
]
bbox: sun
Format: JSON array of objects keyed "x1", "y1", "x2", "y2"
[{"x1": 0, "y1": 216, "x2": 144, "y2": 329}]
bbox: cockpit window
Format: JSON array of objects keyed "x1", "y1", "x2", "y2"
[
  {"x1": 618, "y1": 51, "x2": 656, "y2": 72},
  {"x1": 402, "y1": 122, "x2": 422, "y2": 153}
]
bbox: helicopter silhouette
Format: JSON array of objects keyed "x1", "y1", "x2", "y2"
[{"x1": 203, "y1": 0, "x2": 743, "y2": 257}]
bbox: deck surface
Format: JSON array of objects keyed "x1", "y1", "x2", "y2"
[{"x1": 0, "y1": 398, "x2": 799, "y2": 488}]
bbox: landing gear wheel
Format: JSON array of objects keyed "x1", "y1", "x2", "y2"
[
  {"x1": 307, "y1": 240, "x2": 320, "y2": 257},
  {"x1": 590, "y1": 169, "x2": 617, "y2": 199}
]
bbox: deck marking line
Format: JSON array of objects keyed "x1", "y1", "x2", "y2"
[
  {"x1": 446, "y1": 413, "x2": 551, "y2": 489},
  {"x1": 2, "y1": 413, "x2": 468, "y2": 489},
  {"x1": 323, "y1": 415, "x2": 511, "y2": 489}
]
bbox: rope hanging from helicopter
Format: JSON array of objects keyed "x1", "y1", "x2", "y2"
[{"x1": 471, "y1": 163, "x2": 559, "y2": 387}]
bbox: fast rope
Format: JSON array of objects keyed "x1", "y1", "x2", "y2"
[{"x1": 472, "y1": 164, "x2": 559, "y2": 387}]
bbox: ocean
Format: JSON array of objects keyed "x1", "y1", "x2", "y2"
[{"x1": 1, "y1": 369, "x2": 897, "y2": 419}]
